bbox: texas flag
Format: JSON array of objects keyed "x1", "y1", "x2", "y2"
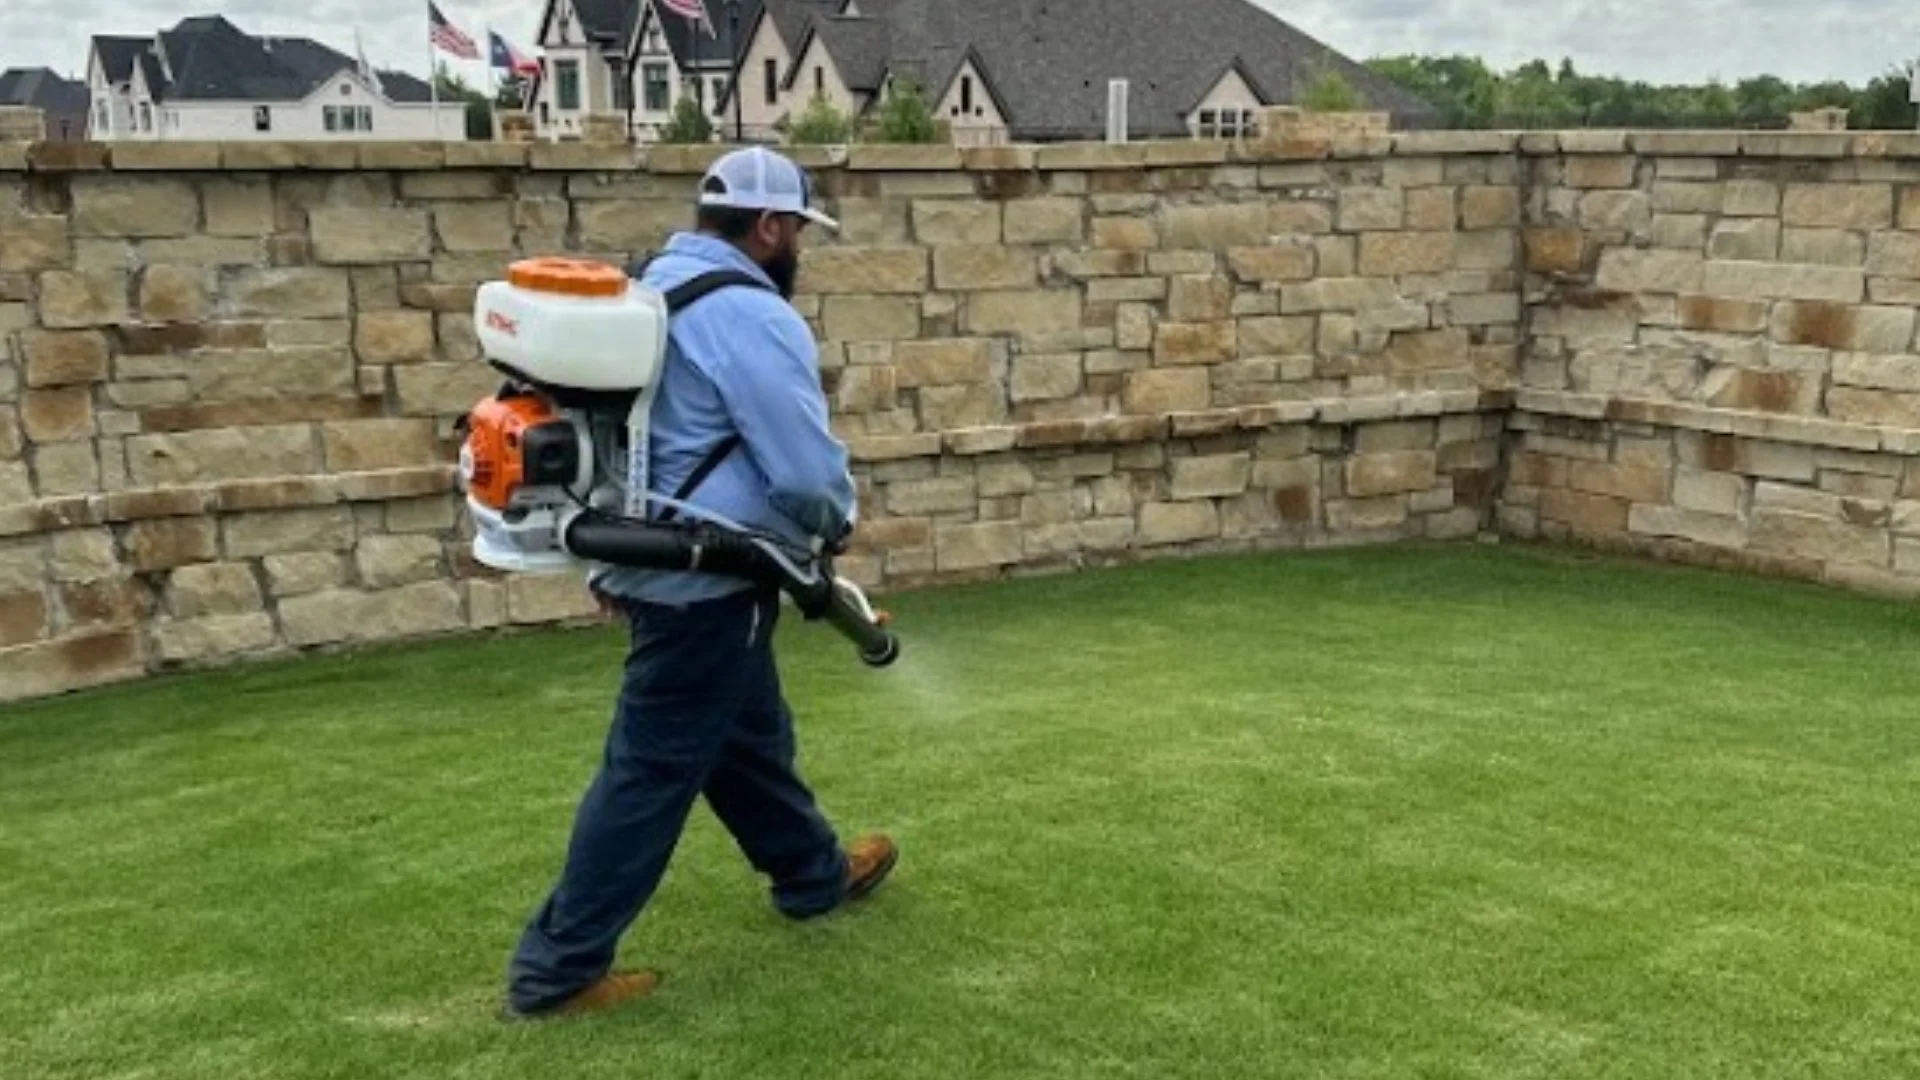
[{"x1": 488, "y1": 30, "x2": 539, "y2": 76}]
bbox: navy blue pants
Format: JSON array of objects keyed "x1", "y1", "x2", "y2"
[{"x1": 505, "y1": 586, "x2": 848, "y2": 1014}]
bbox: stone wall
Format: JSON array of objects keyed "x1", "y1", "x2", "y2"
[{"x1": 5, "y1": 131, "x2": 1920, "y2": 702}]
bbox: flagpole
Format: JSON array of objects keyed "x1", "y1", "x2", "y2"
[{"x1": 428, "y1": 0, "x2": 442, "y2": 140}]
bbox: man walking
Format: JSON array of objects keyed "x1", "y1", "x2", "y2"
[{"x1": 503, "y1": 147, "x2": 898, "y2": 1020}]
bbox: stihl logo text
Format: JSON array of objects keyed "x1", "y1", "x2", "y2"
[{"x1": 485, "y1": 310, "x2": 520, "y2": 336}]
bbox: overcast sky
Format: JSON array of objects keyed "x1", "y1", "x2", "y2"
[{"x1": 1, "y1": 0, "x2": 1915, "y2": 89}]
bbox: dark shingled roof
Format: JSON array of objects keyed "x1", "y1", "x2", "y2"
[
  {"x1": 93, "y1": 37, "x2": 151, "y2": 83},
  {"x1": 807, "y1": 0, "x2": 1438, "y2": 138},
  {"x1": 790, "y1": 14, "x2": 890, "y2": 92},
  {"x1": 0, "y1": 68, "x2": 89, "y2": 111},
  {"x1": 94, "y1": 16, "x2": 436, "y2": 104}
]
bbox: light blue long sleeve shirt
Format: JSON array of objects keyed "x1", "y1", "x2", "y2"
[{"x1": 588, "y1": 232, "x2": 858, "y2": 607}]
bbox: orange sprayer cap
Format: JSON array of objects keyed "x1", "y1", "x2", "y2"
[{"x1": 507, "y1": 257, "x2": 629, "y2": 298}]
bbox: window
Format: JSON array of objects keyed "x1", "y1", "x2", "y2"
[
  {"x1": 254, "y1": 105, "x2": 271, "y2": 131},
  {"x1": 814, "y1": 66, "x2": 823, "y2": 95},
  {"x1": 95, "y1": 101, "x2": 108, "y2": 130},
  {"x1": 764, "y1": 58, "x2": 778, "y2": 104},
  {"x1": 358, "y1": 105, "x2": 372, "y2": 132},
  {"x1": 1193, "y1": 108, "x2": 1253, "y2": 139},
  {"x1": 340, "y1": 83, "x2": 352, "y2": 96},
  {"x1": 555, "y1": 59, "x2": 580, "y2": 110},
  {"x1": 711, "y1": 76, "x2": 727, "y2": 115},
  {"x1": 961, "y1": 75, "x2": 973, "y2": 114},
  {"x1": 643, "y1": 62, "x2": 669, "y2": 112},
  {"x1": 138, "y1": 103, "x2": 151, "y2": 131},
  {"x1": 324, "y1": 105, "x2": 339, "y2": 131}
]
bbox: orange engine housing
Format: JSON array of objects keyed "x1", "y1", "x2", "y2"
[{"x1": 461, "y1": 391, "x2": 569, "y2": 511}]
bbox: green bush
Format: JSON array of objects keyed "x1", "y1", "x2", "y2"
[
  {"x1": 785, "y1": 93, "x2": 854, "y2": 144},
  {"x1": 658, "y1": 94, "x2": 713, "y2": 144},
  {"x1": 1302, "y1": 69, "x2": 1364, "y2": 112},
  {"x1": 875, "y1": 77, "x2": 939, "y2": 143}
]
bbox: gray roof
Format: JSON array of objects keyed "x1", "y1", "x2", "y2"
[
  {"x1": 0, "y1": 68, "x2": 89, "y2": 112},
  {"x1": 571, "y1": 0, "x2": 640, "y2": 44},
  {"x1": 789, "y1": 14, "x2": 890, "y2": 92},
  {"x1": 92, "y1": 16, "x2": 435, "y2": 104},
  {"x1": 806, "y1": 0, "x2": 1439, "y2": 138}
]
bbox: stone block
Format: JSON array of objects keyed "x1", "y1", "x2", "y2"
[
  {"x1": 39, "y1": 270, "x2": 128, "y2": 328},
  {"x1": 1833, "y1": 352, "x2": 1920, "y2": 392},
  {"x1": 432, "y1": 203, "x2": 514, "y2": 253},
  {"x1": 935, "y1": 521, "x2": 1024, "y2": 570},
  {"x1": 1829, "y1": 387, "x2": 1920, "y2": 428},
  {"x1": 1563, "y1": 155, "x2": 1637, "y2": 188},
  {"x1": 394, "y1": 363, "x2": 501, "y2": 416},
  {"x1": 1782, "y1": 229, "x2": 1865, "y2": 267},
  {"x1": 1327, "y1": 186, "x2": 1402, "y2": 231},
  {"x1": 1703, "y1": 368, "x2": 1819, "y2": 414},
  {"x1": 21, "y1": 331, "x2": 109, "y2": 388},
  {"x1": 1011, "y1": 354, "x2": 1083, "y2": 402},
  {"x1": 1160, "y1": 203, "x2": 1269, "y2": 249},
  {"x1": 1170, "y1": 453, "x2": 1251, "y2": 499},
  {"x1": 21, "y1": 387, "x2": 93, "y2": 442},
  {"x1": 322, "y1": 418, "x2": 439, "y2": 472},
  {"x1": 1674, "y1": 467, "x2": 1747, "y2": 515},
  {"x1": 1523, "y1": 228, "x2": 1587, "y2": 275},
  {"x1": 1280, "y1": 277, "x2": 1402, "y2": 314},
  {"x1": 1404, "y1": 188, "x2": 1456, "y2": 231},
  {"x1": 152, "y1": 613, "x2": 278, "y2": 664},
  {"x1": 1677, "y1": 296, "x2": 1769, "y2": 334},
  {"x1": 833, "y1": 365, "x2": 897, "y2": 413},
  {"x1": 355, "y1": 535, "x2": 444, "y2": 588},
  {"x1": 1708, "y1": 219, "x2": 1780, "y2": 261},
  {"x1": 1461, "y1": 186, "x2": 1520, "y2": 228},
  {"x1": 224, "y1": 507, "x2": 356, "y2": 558},
  {"x1": 1227, "y1": 244, "x2": 1315, "y2": 282},
  {"x1": 125, "y1": 518, "x2": 218, "y2": 573},
  {"x1": 1326, "y1": 496, "x2": 1410, "y2": 532},
  {"x1": 263, "y1": 552, "x2": 346, "y2": 597},
  {"x1": 139, "y1": 265, "x2": 207, "y2": 323},
  {"x1": 1651, "y1": 214, "x2": 1708, "y2": 249},
  {"x1": 893, "y1": 339, "x2": 994, "y2": 388},
  {"x1": 1138, "y1": 501, "x2": 1220, "y2": 544},
  {"x1": 1594, "y1": 249, "x2": 1704, "y2": 294},
  {"x1": 800, "y1": 247, "x2": 928, "y2": 294},
  {"x1": 963, "y1": 290, "x2": 1082, "y2": 338},
  {"x1": 1152, "y1": 321, "x2": 1236, "y2": 366},
  {"x1": 1269, "y1": 201, "x2": 1333, "y2": 233},
  {"x1": 934, "y1": 246, "x2": 1036, "y2": 290},
  {"x1": 1629, "y1": 505, "x2": 1747, "y2": 549},
  {"x1": 1702, "y1": 261, "x2": 1864, "y2": 303},
  {"x1": 1347, "y1": 451, "x2": 1438, "y2": 496},
  {"x1": 1540, "y1": 488, "x2": 1630, "y2": 534},
  {"x1": 1579, "y1": 190, "x2": 1652, "y2": 233},
  {"x1": 823, "y1": 296, "x2": 921, "y2": 342},
  {"x1": 1003, "y1": 198, "x2": 1083, "y2": 244},
  {"x1": 309, "y1": 208, "x2": 432, "y2": 264},
  {"x1": 282, "y1": 582, "x2": 465, "y2": 646},
  {"x1": 354, "y1": 310, "x2": 436, "y2": 364},
  {"x1": 1123, "y1": 368, "x2": 1211, "y2": 414},
  {"x1": 1086, "y1": 278, "x2": 1168, "y2": 304},
  {"x1": 1359, "y1": 232, "x2": 1455, "y2": 276},
  {"x1": 0, "y1": 630, "x2": 144, "y2": 703},
  {"x1": 1166, "y1": 276, "x2": 1234, "y2": 320},
  {"x1": 1751, "y1": 509, "x2": 1889, "y2": 567},
  {"x1": 225, "y1": 267, "x2": 351, "y2": 318},
  {"x1": 1650, "y1": 182, "x2": 1724, "y2": 214},
  {"x1": 912, "y1": 201, "x2": 1001, "y2": 245},
  {"x1": 70, "y1": 177, "x2": 198, "y2": 238},
  {"x1": 168, "y1": 562, "x2": 264, "y2": 618},
  {"x1": 1865, "y1": 232, "x2": 1920, "y2": 278},
  {"x1": 198, "y1": 178, "x2": 273, "y2": 237},
  {"x1": 0, "y1": 217, "x2": 69, "y2": 273},
  {"x1": 1091, "y1": 216, "x2": 1159, "y2": 250},
  {"x1": 29, "y1": 442, "x2": 98, "y2": 496},
  {"x1": 1723, "y1": 179, "x2": 1781, "y2": 217},
  {"x1": 1782, "y1": 184, "x2": 1893, "y2": 229},
  {"x1": 918, "y1": 384, "x2": 1007, "y2": 429},
  {"x1": 1771, "y1": 303, "x2": 1914, "y2": 352}
]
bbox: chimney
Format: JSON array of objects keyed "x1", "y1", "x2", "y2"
[{"x1": 1106, "y1": 78, "x2": 1128, "y2": 143}]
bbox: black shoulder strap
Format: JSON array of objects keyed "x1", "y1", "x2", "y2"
[{"x1": 648, "y1": 268, "x2": 775, "y2": 523}]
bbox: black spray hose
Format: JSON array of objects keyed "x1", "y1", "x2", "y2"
[{"x1": 561, "y1": 512, "x2": 901, "y2": 668}]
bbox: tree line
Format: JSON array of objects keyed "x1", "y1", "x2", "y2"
[{"x1": 1360, "y1": 55, "x2": 1918, "y2": 130}]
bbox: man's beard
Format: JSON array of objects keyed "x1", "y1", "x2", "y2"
[{"x1": 761, "y1": 245, "x2": 799, "y2": 300}]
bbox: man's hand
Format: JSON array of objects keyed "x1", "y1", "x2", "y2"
[{"x1": 589, "y1": 586, "x2": 621, "y2": 621}]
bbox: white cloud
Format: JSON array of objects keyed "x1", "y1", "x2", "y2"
[{"x1": 1, "y1": 0, "x2": 1916, "y2": 90}]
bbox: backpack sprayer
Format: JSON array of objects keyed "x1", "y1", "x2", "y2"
[{"x1": 455, "y1": 256, "x2": 899, "y2": 668}]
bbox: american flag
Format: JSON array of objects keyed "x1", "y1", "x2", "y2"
[
  {"x1": 656, "y1": 0, "x2": 715, "y2": 35},
  {"x1": 429, "y1": 2, "x2": 480, "y2": 59}
]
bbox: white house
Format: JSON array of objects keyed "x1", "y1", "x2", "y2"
[
  {"x1": 88, "y1": 16, "x2": 466, "y2": 142},
  {"x1": 527, "y1": 0, "x2": 746, "y2": 143}
]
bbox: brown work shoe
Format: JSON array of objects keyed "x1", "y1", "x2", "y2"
[
  {"x1": 843, "y1": 833, "x2": 898, "y2": 903},
  {"x1": 505, "y1": 969, "x2": 661, "y2": 1021}
]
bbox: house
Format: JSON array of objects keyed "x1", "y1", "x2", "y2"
[
  {"x1": 724, "y1": 0, "x2": 1438, "y2": 144},
  {"x1": 86, "y1": 16, "x2": 466, "y2": 142},
  {"x1": 0, "y1": 68, "x2": 90, "y2": 140},
  {"x1": 528, "y1": 0, "x2": 771, "y2": 142}
]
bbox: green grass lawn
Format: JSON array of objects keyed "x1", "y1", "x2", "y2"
[{"x1": 4, "y1": 540, "x2": 1920, "y2": 1079}]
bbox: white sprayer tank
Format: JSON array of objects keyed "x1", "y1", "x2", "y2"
[{"x1": 472, "y1": 258, "x2": 669, "y2": 392}]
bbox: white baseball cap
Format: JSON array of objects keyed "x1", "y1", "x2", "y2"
[{"x1": 697, "y1": 146, "x2": 841, "y2": 232}]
